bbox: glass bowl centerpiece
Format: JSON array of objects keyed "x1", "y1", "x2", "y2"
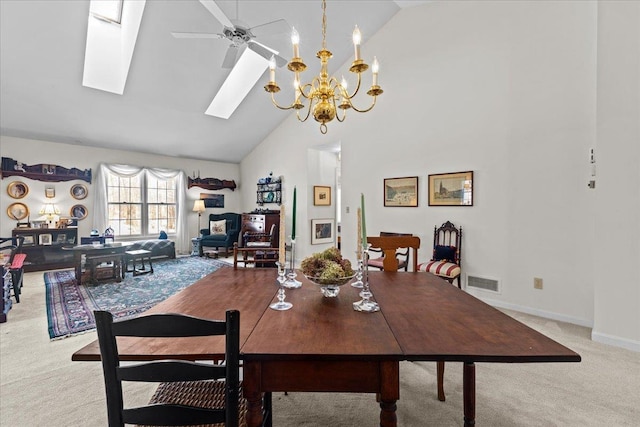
[{"x1": 301, "y1": 247, "x2": 356, "y2": 297}]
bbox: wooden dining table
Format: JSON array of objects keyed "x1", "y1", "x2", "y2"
[{"x1": 72, "y1": 267, "x2": 580, "y2": 427}]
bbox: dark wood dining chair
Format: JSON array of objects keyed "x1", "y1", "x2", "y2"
[
  {"x1": 366, "y1": 235, "x2": 420, "y2": 272},
  {"x1": 417, "y1": 221, "x2": 462, "y2": 288},
  {"x1": 0, "y1": 236, "x2": 25, "y2": 303},
  {"x1": 233, "y1": 223, "x2": 279, "y2": 269},
  {"x1": 367, "y1": 232, "x2": 413, "y2": 271},
  {"x1": 94, "y1": 310, "x2": 250, "y2": 427}
]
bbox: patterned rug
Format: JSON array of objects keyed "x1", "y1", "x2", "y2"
[{"x1": 45, "y1": 256, "x2": 230, "y2": 339}]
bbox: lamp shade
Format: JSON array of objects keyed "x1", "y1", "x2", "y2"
[
  {"x1": 39, "y1": 203, "x2": 60, "y2": 216},
  {"x1": 193, "y1": 199, "x2": 206, "y2": 213}
]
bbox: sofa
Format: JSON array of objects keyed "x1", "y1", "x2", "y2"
[
  {"x1": 126, "y1": 239, "x2": 176, "y2": 260},
  {"x1": 200, "y1": 213, "x2": 241, "y2": 256}
]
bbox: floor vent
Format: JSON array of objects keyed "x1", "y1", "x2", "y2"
[{"x1": 467, "y1": 275, "x2": 500, "y2": 293}]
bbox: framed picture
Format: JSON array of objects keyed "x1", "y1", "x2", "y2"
[
  {"x1": 56, "y1": 233, "x2": 67, "y2": 244},
  {"x1": 7, "y1": 181, "x2": 29, "y2": 199},
  {"x1": 22, "y1": 235, "x2": 35, "y2": 246},
  {"x1": 384, "y1": 176, "x2": 419, "y2": 207},
  {"x1": 70, "y1": 184, "x2": 88, "y2": 200},
  {"x1": 311, "y1": 218, "x2": 335, "y2": 245},
  {"x1": 70, "y1": 204, "x2": 88, "y2": 220},
  {"x1": 428, "y1": 171, "x2": 474, "y2": 206},
  {"x1": 313, "y1": 186, "x2": 331, "y2": 206},
  {"x1": 45, "y1": 186, "x2": 55, "y2": 198},
  {"x1": 7, "y1": 202, "x2": 29, "y2": 220},
  {"x1": 200, "y1": 193, "x2": 224, "y2": 208},
  {"x1": 39, "y1": 233, "x2": 53, "y2": 246}
]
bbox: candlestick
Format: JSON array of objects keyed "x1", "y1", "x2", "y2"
[
  {"x1": 292, "y1": 186, "x2": 297, "y2": 241},
  {"x1": 352, "y1": 25, "x2": 361, "y2": 61},
  {"x1": 279, "y1": 204, "x2": 286, "y2": 265}
]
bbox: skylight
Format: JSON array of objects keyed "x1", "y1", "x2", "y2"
[
  {"x1": 89, "y1": 0, "x2": 123, "y2": 24},
  {"x1": 82, "y1": 0, "x2": 145, "y2": 95},
  {"x1": 205, "y1": 48, "x2": 270, "y2": 119}
]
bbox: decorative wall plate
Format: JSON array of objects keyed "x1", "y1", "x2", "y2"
[
  {"x1": 7, "y1": 181, "x2": 29, "y2": 199},
  {"x1": 70, "y1": 184, "x2": 88, "y2": 200},
  {"x1": 7, "y1": 202, "x2": 29, "y2": 220},
  {"x1": 265, "y1": 192, "x2": 275, "y2": 203},
  {"x1": 70, "y1": 204, "x2": 88, "y2": 220}
]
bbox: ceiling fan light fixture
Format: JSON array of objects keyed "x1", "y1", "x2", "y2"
[{"x1": 264, "y1": 0, "x2": 383, "y2": 134}]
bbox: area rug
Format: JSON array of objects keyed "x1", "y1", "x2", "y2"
[{"x1": 45, "y1": 256, "x2": 230, "y2": 339}]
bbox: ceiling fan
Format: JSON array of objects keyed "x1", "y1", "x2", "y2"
[{"x1": 172, "y1": 0, "x2": 290, "y2": 119}]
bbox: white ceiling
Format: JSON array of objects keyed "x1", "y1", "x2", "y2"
[{"x1": 0, "y1": 1, "x2": 427, "y2": 163}]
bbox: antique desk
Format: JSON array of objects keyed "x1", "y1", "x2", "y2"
[{"x1": 73, "y1": 268, "x2": 580, "y2": 426}]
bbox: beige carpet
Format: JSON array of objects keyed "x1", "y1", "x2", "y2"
[{"x1": 1, "y1": 269, "x2": 639, "y2": 426}]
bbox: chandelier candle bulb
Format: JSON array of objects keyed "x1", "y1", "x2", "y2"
[
  {"x1": 279, "y1": 204, "x2": 286, "y2": 265},
  {"x1": 353, "y1": 25, "x2": 362, "y2": 61},
  {"x1": 372, "y1": 57, "x2": 379, "y2": 86},
  {"x1": 291, "y1": 27, "x2": 300, "y2": 58},
  {"x1": 269, "y1": 56, "x2": 276, "y2": 82}
]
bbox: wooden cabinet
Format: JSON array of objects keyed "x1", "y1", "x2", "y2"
[
  {"x1": 241, "y1": 212, "x2": 280, "y2": 248},
  {"x1": 12, "y1": 228, "x2": 78, "y2": 272}
]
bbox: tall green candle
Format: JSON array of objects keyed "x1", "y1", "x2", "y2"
[
  {"x1": 292, "y1": 186, "x2": 297, "y2": 240},
  {"x1": 361, "y1": 193, "x2": 367, "y2": 249}
]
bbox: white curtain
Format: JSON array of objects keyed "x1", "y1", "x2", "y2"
[{"x1": 93, "y1": 163, "x2": 189, "y2": 254}]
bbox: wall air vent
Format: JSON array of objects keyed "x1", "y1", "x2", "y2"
[{"x1": 467, "y1": 275, "x2": 500, "y2": 293}]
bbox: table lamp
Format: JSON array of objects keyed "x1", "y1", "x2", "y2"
[
  {"x1": 193, "y1": 200, "x2": 206, "y2": 236},
  {"x1": 39, "y1": 203, "x2": 60, "y2": 228}
]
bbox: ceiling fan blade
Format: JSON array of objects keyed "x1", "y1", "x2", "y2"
[
  {"x1": 247, "y1": 41, "x2": 287, "y2": 67},
  {"x1": 221, "y1": 45, "x2": 240, "y2": 69},
  {"x1": 198, "y1": 0, "x2": 234, "y2": 29},
  {"x1": 171, "y1": 32, "x2": 224, "y2": 39},
  {"x1": 248, "y1": 18, "x2": 291, "y2": 38}
]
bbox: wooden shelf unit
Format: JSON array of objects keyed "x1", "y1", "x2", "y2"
[{"x1": 12, "y1": 228, "x2": 78, "y2": 272}]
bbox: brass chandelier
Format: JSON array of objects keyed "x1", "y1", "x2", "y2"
[{"x1": 264, "y1": 0, "x2": 383, "y2": 134}]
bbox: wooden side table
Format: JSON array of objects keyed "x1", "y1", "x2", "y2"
[{"x1": 124, "y1": 249, "x2": 153, "y2": 276}]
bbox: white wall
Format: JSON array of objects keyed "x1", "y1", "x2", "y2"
[
  {"x1": 0, "y1": 136, "x2": 241, "y2": 254},
  {"x1": 592, "y1": 1, "x2": 640, "y2": 350},
  {"x1": 243, "y1": 1, "x2": 639, "y2": 350}
]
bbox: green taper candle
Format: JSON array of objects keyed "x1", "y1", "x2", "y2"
[{"x1": 292, "y1": 186, "x2": 297, "y2": 240}]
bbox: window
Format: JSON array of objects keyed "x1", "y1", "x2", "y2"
[{"x1": 105, "y1": 168, "x2": 177, "y2": 237}]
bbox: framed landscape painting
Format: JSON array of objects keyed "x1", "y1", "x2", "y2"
[
  {"x1": 428, "y1": 171, "x2": 474, "y2": 206},
  {"x1": 384, "y1": 176, "x2": 418, "y2": 207}
]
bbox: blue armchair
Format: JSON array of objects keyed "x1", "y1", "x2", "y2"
[{"x1": 200, "y1": 213, "x2": 241, "y2": 256}]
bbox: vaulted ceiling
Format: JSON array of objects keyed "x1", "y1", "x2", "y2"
[{"x1": 1, "y1": 1, "x2": 428, "y2": 163}]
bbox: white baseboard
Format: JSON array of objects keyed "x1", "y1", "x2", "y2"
[
  {"x1": 591, "y1": 331, "x2": 640, "y2": 352},
  {"x1": 474, "y1": 295, "x2": 593, "y2": 328},
  {"x1": 475, "y1": 295, "x2": 640, "y2": 352}
]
